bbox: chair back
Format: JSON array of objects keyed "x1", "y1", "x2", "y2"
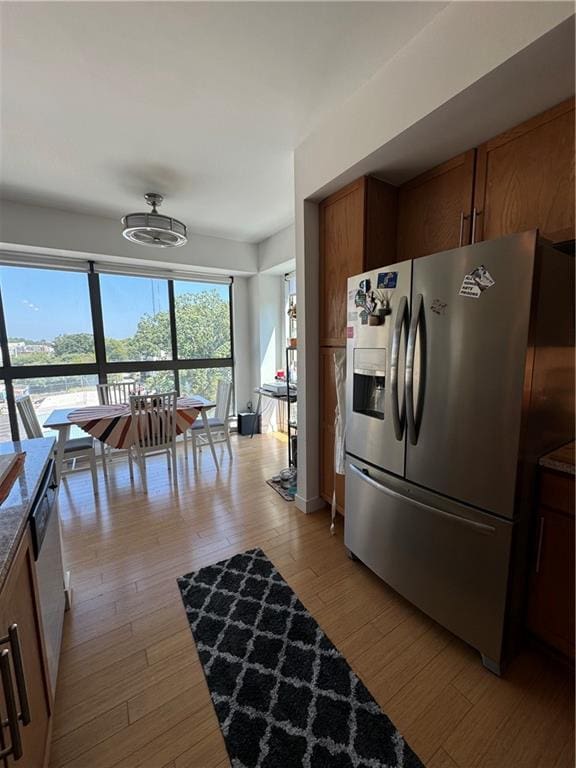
[
  {"x1": 97, "y1": 382, "x2": 140, "y2": 405},
  {"x1": 16, "y1": 395, "x2": 43, "y2": 439},
  {"x1": 214, "y1": 380, "x2": 232, "y2": 422},
  {"x1": 129, "y1": 391, "x2": 178, "y2": 450}
]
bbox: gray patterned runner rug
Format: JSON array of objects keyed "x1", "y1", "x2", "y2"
[{"x1": 177, "y1": 548, "x2": 424, "y2": 768}]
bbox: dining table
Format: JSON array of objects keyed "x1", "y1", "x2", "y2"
[{"x1": 43, "y1": 395, "x2": 218, "y2": 482}]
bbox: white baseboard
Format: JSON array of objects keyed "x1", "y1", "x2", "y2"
[{"x1": 295, "y1": 494, "x2": 326, "y2": 514}]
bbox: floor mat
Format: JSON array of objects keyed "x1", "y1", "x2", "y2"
[
  {"x1": 177, "y1": 548, "x2": 424, "y2": 768},
  {"x1": 266, "y1": 477, "x2": 295, "y2": 501}
]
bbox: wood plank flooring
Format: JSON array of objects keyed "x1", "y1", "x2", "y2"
[{"x1": 50, "y1": 434, "x2": 574, "y2": 768}]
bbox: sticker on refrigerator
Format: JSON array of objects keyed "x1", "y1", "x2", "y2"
[
  {"x1": 348, "y1": 311, "x2": 358, "y2": 322},
  {"x1": 377, "y1": 271, "x2": 398, "y2": 289},
  {"x1": 346, "y1": 326, "x2": 354, "y2": 338},
  {"x1": 459, "y1": 264, "x2": 495, "y2": 299},
  {"x1": 430, "y1": 299, "x2": 447, "y2": 315}
]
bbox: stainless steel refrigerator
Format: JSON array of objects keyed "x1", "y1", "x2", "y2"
[{"x1": 344, "y1": 230, "x2": 574, "y2": 673}]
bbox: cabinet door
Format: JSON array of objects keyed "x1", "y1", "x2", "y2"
[
  {"x1": 364, "y1": 177, "x2": 398, "y2": 271},
  {"x1": 319, "y1": 179, "x2": 365, "y2": 347},
  {"x1": 528, "y1": 502, "x2": 575, "y2": 659},
  {"x1": 474, "y1": 98, "x2": 575, "y2": 244},
  {"x1": 397, "y1": 150, "x2": 475, "y2": 261},
  {"x1": 0, "y1": 532, "x2": 51, "y2": 766},
  {"x1": 319, "y1": 347, "x2": 345, "y2": 513}
]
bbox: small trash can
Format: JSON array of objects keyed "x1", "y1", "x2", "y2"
[{"x1": 238, "y1": 412, "x2": 260, "y2": 435}]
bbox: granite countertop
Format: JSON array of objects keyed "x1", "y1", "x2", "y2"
[
  {"x1": 0, "y1": 438, "x2": 55, "y2": 592},
  {"x1": 539, "y1": 441, "x2": 575, "y2": 476}
]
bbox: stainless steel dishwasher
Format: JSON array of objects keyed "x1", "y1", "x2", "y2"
[{"x1": 29, "y1": 459, "x2": 65, "y2": 698}]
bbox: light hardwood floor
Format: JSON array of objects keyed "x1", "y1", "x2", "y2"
[{"x1": 50, "y1": 434, "x2": 574, "y2": 768}]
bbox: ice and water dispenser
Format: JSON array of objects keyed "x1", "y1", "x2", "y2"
[
  {"x1": 352, "y1": 348, "x2": 387, "y2": 420},
  {"x1": 348, "y1": 269, "x2": 400, "y2": 428}
]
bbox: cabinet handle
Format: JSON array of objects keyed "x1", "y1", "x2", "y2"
[
  {"x1": 0, "y1": 650, "x2": 22, "y2": 761},
  {"x1": 458, "y1": 211, "x2": 473, "y2": 247},
  {"x1": 471, "y1": 207, "x2": 482, "y2": 244},
  {"x1": 8, "y1": 626, "x2": 30, "y2": 726},
  {"x1": 535, "y1": 516, "x2": 545, "y2": 574}
]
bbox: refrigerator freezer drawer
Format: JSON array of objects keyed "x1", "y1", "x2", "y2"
[{"x1": 344, "y1": 458, "x2": 513, "y2": 665}]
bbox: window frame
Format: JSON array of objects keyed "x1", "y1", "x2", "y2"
[{"x1": 0, "y1": 262, "x2": 235, "y2": 441}]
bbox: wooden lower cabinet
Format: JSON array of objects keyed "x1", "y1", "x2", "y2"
[
  {"x1": 527, "y1": 469, "x2": 575, "y2": 659},
  {"x1": 0, "y1": 531, "x2": 51, "y2": 767}
]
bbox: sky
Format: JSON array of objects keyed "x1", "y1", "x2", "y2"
[{"x1": 0, "y1": 267, "x2": 229, "y2": 341}]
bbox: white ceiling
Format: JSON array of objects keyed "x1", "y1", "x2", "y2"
[{"x1": 0, "y1": 1, "x2": 447, "y2": 243}]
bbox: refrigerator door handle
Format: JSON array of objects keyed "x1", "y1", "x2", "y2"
[
  {"x1": 390, "y1": 295, "x2": 408, "y2": 441},
  {"x1": 348, "y1": 464, "x2": 496, "y2": 534},
  {"x1": 406, "y1": 293, "x2": 426, "y2": 445}
]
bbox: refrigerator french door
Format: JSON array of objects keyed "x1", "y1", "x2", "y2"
[
  {"x1": 345, "y1": 258, "x2": 411, "y2": 478},
  {"x1": 344, "y1": 230, "x2": 574, "y2": 673},
  {"x1": 405, "y1": 231, "x2": 538, "y2": 520}
]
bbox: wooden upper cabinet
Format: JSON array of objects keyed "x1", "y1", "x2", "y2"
[
  {"x1": 363, "y1": 178, "x2": 398, "y2": 272},
  {"x1": 473, "y1": 98, "x2": 575, "y2": 244},
  {"x1": 319, "y1": 180, "x2": 364, "y2": 347},
  {"x1": 396, "y1": 150, "x2": 476, "y2": 262},
  {"x1": 319, "y1": 176, "x2": 397, "y2": 347}
]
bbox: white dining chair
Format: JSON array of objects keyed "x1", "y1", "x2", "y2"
[
  {"x1": 97, "y1": 382, "x2": 141, "y2": 405},
  {"x1": 129, "y1": 391, "x2": 178, "y2": 492},
  {"x1": 16, "y1": 395, "x2": 99, "y2": 495},
  {"x1": 96, "y1": 382, "x2": 138, "y2": 477},
  {"x1": 189, "y1": 380, "x2": 232, "y2": 468}
]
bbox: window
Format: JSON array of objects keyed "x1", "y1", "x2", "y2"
[
  {"x1": 0, "y1": 381, "x2": 9, "y2": 442},
  {"x1": 174, "y1": 281, "x2": 231, "y2": 359},
  {"x1": 0, "y1": 264, "x2": 234, "y2": 442},
  {"x1": 13, "y1": 375, "x2": 99, "y2": 439},
  {"x1": 179, "y1": 366, "x2": 232, "y2": 403},
  {"x1": 0, "y1": 266, "x2": 95, "y2": 365},
  {"x1": 100, "y1": 274, "x2": 171, "y2": 362},
  {"x1": 107, "y1": 370, "x2": 176, "y2": 394}
]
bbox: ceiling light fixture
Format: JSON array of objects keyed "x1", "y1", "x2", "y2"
[{"x1": 122, "y1": 193, "x2": 187, "y2": 248}]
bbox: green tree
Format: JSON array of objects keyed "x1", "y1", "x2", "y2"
[
  {"x1": 141, "y1": 371, "x2": 176, "y2": 393},
  {"x1": 129, "y1": 290, "x2": 232, "y2": 399},
  {"x1": 105, "y1": 337, "x2": 131, "y2": 362},
  {"x1": 130, "y1": 290, "x2": 231, "y2": 361},
  {"x1": 174, "y1": 291, "x2": 231, "y2": 359},
  {"x1": 179, "y1": 366, "x2": 232, "y2": 402},
  {"x1": 128, "y1": 313, "x2": 171, "y2": 361},
  {"x1": 53, "y1": 333, "x2": 94, "y2": 358},
  {"x1": 11, "y1": 350, "x2": 54, "y2": 365}
]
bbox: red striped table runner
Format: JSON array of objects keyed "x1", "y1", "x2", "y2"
[{"x1": 67, "y1": 397, "x2": 203, "y2": 449}]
